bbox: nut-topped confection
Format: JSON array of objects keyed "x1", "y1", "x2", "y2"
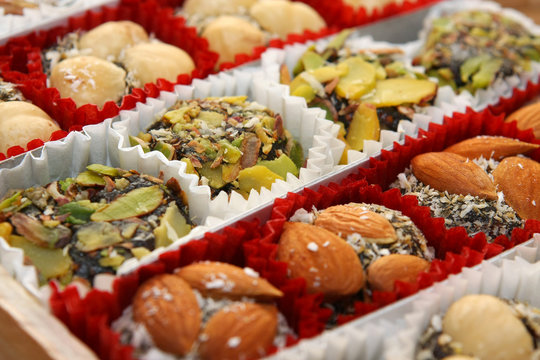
[
  {"x1": 0, "y1": 164, "x2": 192, "y2": 286},
  {"x1": 416, "y1": 294, "x2": 539, "y2": 360},
  {"x1": 393, "y1": 136, "x2": 540, "y2": 239},
  {"x1": 0, "y1": 79, "x2": 61, "y2": 154},
  {"x1": 179, "y1": 0, "x2": 325, "y2": 66},
  {"x1": 278, "y1": 203, "x2": 432, "y2": 304},
  {"x1": 283, "y1": 31, "x2": 437, "y2": 155},
  {"x1": 43, "y1": 21, "x2": 195, "y2": 108},
  {"x1": 129, "y1": 96, "x2": 303, "y2": 198},
  {"x1": 414, "y1": 10, "x2": 540, "y2": 94},
  {"x1": 113, "y1": 262, "x2": 290, "y2": 359}
]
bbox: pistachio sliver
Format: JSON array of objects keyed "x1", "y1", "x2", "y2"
[
  {"x1": 10, "y1": 235, "x2": 72, "y2": 283},
  {"x1": 90, "y1": 185, "x2": 164, "y2": 222},
  {"x1": 0, "y1": 191, "x2": 22, "y2": 211},
  {"x1": 76, "y1": 170, "x2": 106, "y2": 186},
  {"x1": 58, "y1": 201, "x2": 96, "y2": 225},
  {"x1": 10, "y1": 213, "x2": 72, "y2": 248},
  {"x1": 153, "y1": 204, "x2": 191, "y2": 248},
  {"x1": 75, "y1": 222, "x2": 123, "y2": 252},
  {"x1": 86, "y1": 164, "x2": 121, "y2": 177}
]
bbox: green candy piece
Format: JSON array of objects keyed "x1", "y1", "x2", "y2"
[
  {"x1": 460, "y1": 54, "x2": 490, "y2": 83},
  {"x1": 472, "y1": 58, "x2": 503, "y2": 90},
  {"x1": 90, "y1": 186, "x2": 164, "y2": 222},
  {"x1": 59, "y1": 201, "x2": 96, "y2": 225},
  {"x1": 258, "y1": 154, "x2": 299, "y2": 179},
  {"x1": 289, "y1": 141, "x2": 304, "y2": 169}
]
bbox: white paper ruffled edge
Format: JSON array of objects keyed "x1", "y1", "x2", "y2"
[
  {"x1": 110, "y1": 69, "x2": 343, "y2": 227},
  {"x1": 0, "y1": 126, "x2": 211, "y2": 304},
  {"x1": 259, "y1": 35, "x2": 474, "y2": 166},
  {"x1": 265, "y1": 233, "x2": 540, "y2": 360},
  {"x1": 415, "y1": 0, "x2": 540, "y2": 112},
  {"x1": 0, "y1": 0, "x2": 118, "y2": 44}
]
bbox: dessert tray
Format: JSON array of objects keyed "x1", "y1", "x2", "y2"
[{"x1": 0, "y1": 0, "x2": 539, "y2": 359}]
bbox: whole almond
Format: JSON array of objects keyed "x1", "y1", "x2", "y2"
[
  {"x1": 505, "y1": 102, "x2": 540, "y2": 139},
  {"x1": 198, "y1": 302, "x2": 278, "y2": 360},
  {"x1": 444, "y1": 136, "x2": 539, "y2": 161},
  {"x1": 366, "y1": 254, "x2": 430, "y2": 292},
  {"x1": 133, "y1": 274, "x2": 201, "y2": 355},
  {"x1": 443, "y1": 295, "x2": 533, "y2": 360},
  {"x1": 277, "y1": 222, "x2": 365, "y2": 299},
  {"x1": 411, "y1": 152, "x2": 497, "y2": 200},
  {"x1": 492, "y1": 156, "x2": 540, "y2": 220},
  {"x1": 314, "y1": 204, "x2": 397, "y2": 244},
  {"x1": 175, "y1": 261, "x2": 283, "y2": 301}
]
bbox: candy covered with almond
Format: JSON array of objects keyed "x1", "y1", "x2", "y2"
[
  {"x1": 277, "y1": 203, "x2": 432, "y2": 299},
  {"x1": 393, "y1": 136, "x2": 540, "y2": 238},
  {"x1": 282, "y1": 31, "x2": 437, "y2": 154},
  {"x1": 130, "y1": 96, "x2": 303, "y2": 198},
  {"x1": 114, "y1": 262, "x2": 287, "y2": 359},
  {"x1": 0, "y1": 164, "x2": 192, "y2": 286}
]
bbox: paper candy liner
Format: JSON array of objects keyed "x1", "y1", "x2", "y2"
[
  {"x1": 0, "y1": 0, "x2": 218, "y2": 160},
  {"x1": 0, "y1": 0, "x2": 116, "y2": 43},
  {"x1": 382, "y1": 233, "x2": 540, "y2": 360},
  {"x1": 415, "y1": 0, "x2": 540, "y2": 115},
  {"x1": 110, "y1": 69, "x2": 344, "y2": 229},
  {"x1": 295, "y1": 0, "x2": 442, "y2": 30},
  {"x1": 260, "y1": 36, "x2": 474, "y2": 164},
  {"x1": 48, "y1": 217, "x2": 327, "y2": 360},
  {"x1": 0, "y1": 122, "x2": 220, "y2": 302}
]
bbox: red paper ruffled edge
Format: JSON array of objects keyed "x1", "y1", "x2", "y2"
[
  {"x1": 296, "y1": 0, "x2": 443, "y2": 30},
  {"x1": 0, "y1": 0, "x2": 219, "y2": 160}
]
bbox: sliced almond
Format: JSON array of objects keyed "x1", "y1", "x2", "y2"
[
  {"x1": 277, "y1": 222, "x2": 365, "y2": 299},
  {"x1": 492, "y1": 156, "x2": 540, "y2": 220},
  {"x1": 133, "y1": 274, "x2": 201, "y2": 356},
  {"x1": 198, "y1": 302, "x2": 278, "y2": 360},
  {"x1": 443, "y1": 295, "x2": 533, "y2": 360},
  {"x1": 505, "y1": 102, "x2": 540, "y2": 139},
  {"x1": 175, "y1": 262, "x2": 283, "y2": 301},
  {"x1": 411, "y1": 152, "x2": 497, "y2": 200},
  {"x1": 366, "y1": 254, "x2": 430, "y2": 292},
  {"x1": 444, "y1": 136, "x2": 539, "y2": 160},
  {"x1": 314, "y1": 204, "x2": 397, "y2": 244}
]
